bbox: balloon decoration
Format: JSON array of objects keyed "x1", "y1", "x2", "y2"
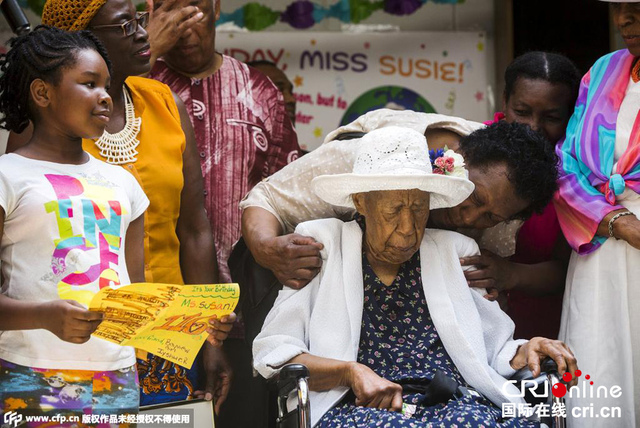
[
  {"x1": 16, "y1": 0, "x2": 460, "y2": 30},
  {"x1": 219, "y1": 0, "x2": 462, "y2": 31}
]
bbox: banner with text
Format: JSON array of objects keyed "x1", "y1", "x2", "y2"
[{"x1": 218, "y1": 31, "x2": 490, "y2": 151}]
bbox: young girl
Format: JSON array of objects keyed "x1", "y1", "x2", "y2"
[{"x1": 0, "y1": 26, "x2": 148, "y2": 419}]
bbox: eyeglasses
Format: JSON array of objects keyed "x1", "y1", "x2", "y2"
[{"x1": 90, "y1": 12, "x2": 149, "y2": 37}]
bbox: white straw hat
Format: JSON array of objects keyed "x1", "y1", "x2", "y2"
[{"x1": 312, "y1": 126, "x2": 474, "y2": 210}]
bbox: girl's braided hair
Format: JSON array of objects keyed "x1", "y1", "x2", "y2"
[{"x1": 0, "y1": 25, "x2": 112, "y2": 133}]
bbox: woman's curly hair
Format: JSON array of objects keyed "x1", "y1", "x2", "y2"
[
  {"x1": 0, "y1": 25, "x2": 112, "y2": 133},
  {"x1": 459, "y1": 121, "x2": 559, "y2": 220}
]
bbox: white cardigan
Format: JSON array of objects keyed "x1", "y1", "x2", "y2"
[{"x1": 253, "y1": 218, "x2": 527, "y2": 426}]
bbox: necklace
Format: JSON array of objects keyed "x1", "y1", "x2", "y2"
[{"x1": 94, "y1": 87, "x2": 141, "y2": 165}]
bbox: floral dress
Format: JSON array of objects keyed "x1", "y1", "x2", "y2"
[{"x1": 317, "y1": 226, "x2": 538, "y2": 427}]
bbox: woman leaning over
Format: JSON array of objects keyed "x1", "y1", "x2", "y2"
[
  {"x1": 254, "y1": 127, "x2": 577, "y2": 427},
  {"x1": 554, "y1": 1, "x2": 640, "y2": 426},
  {"x1": 6, "y1": 0, "x2": 234, "y2": 410},
  {"x1": 471, "y1": 52, "x2": 580, "y2": 340}
]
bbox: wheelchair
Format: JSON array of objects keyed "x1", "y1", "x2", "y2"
[
  {"x1": 229, "y1": 238, "x2": 566, "y2": 428},
  {"x1": 274, "y1": 359, "x2": 566, "y2": 428}
]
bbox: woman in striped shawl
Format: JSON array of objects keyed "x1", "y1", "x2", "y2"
[{"x1": 555, "y1": 2, "x2": 640, "y2": 427}]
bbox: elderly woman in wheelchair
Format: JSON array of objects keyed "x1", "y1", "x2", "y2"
[{"x1": 253, "y1": 127, "x2": 577, "y2": 427}]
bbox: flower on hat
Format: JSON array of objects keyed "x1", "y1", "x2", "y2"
[{"x1": 430, "y1": 148, "x2": 467, "y2": 178}]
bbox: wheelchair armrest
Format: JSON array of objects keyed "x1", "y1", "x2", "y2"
[
  {"x1": 511, "y1": 357, "x2": 560, "y2": 382},
  {"x1": 541, "y1": 358, "x2": 560, "y2": 375},
  {"x1": 276, "y1": 364, "x2": 310, "y2": 393},
  {"x1": 510, "y1": 358, "x2": 566, "y2": 428},
  {"x1": 510, "y1": 358, "x2": 564, "y2": 411}
]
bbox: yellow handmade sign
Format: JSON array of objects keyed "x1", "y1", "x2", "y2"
[{"x1": 89, "y1": 283, "x2": 239, "y2": 369}]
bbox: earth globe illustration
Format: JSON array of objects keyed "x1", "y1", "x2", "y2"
[{"x1": 340, "y1": 86, "x2": 436, "y2": 126}]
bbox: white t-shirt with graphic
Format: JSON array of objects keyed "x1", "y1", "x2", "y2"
[{"x1": 0, "y1": 153, "x2": 149, "y2": 371}]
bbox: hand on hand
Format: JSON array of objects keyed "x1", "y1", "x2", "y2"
[
  {"x1": 194, "y1": 343, "x2": 233, "y2": 415},
  {"x1": 510, "y1": 337, "x2": 578, "y2": 386},
  {"x1": 147, "y1": 0, "x2": 205, "y2": 59},
  {"x1": 40, "y1": 300, "x2": 103, "y2": 344},
  {"x1": 460, "y1": 249, "x2": 516, "y2": 301},
  {"x1": 206, "y1": 312, "x2": 237, "y2": 347},
  {"x1": 346, "y1": 362, "x2": 403, "y2": 412},
  {"x1": 257, "y1": 234, "x2": 324, "y2": 289}
]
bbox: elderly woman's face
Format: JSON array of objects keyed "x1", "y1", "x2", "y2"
[{"x1": 353, "y1": 190, "x2": 430, "y2": 265}]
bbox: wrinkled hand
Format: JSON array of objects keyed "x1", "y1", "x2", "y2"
[
  {"x1": 510, "y1": 337, "x2": 578, "y2": 385},
  {"x1": 256, "y1": 234, "x2": 323, "y2": 289},
  {"x1": 39, "y1": 300, "x2": 103, "y2": 344},
  {"x1": 194, "y1": 343, "x2": 233, "y2": 415},
  {"x1": 346, "y1": 362, "x2": 403, "y2": 411},
  {"x1": 147, "y1": 0, "x2": 205, "y2": 59},
  {"x1": 460, "y1": 249, "x2": 516, "y2": 300},
  {"x1": 206, "y1": 312, "x2": 237, "y2": 347}
]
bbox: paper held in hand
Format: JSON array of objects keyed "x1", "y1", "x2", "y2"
[{"x1": 88, "y1": 283, "x2": 240, "y2": 369}]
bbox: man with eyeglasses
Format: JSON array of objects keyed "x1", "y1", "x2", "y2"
[{"x1": 146, "y1": 1, "x2": 301, "y2": 426}]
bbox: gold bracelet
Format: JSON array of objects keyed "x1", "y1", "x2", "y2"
[{"x1": 608, "y1": 211, "x2": 635, "y2": 238}]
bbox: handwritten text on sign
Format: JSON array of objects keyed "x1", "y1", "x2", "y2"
[{"x1": 89, "y1": 283, "x2": 239, "y2": 369}]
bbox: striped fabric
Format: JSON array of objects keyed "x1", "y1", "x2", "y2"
[{"x1": 555, "y1": 49, "x2": 640, "y2": 254}]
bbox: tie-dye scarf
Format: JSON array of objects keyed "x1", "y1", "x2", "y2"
[{"x1": 555, "y1": 49, "x2": 640, "y2": 255}]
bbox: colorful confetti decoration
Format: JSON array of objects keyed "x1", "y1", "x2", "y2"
[
  {"x1": 294, "y1": 76, "x2": 305, "y2": 88},
  {"x1": 218, "y1": 0, "x2": 463, "y2": 31},
  {"x1": 313, "y1": 127, "x2": 324, "y2": 138},
  {"x1": 474, "y1": 91, "x2": 484, "y2": 102}
]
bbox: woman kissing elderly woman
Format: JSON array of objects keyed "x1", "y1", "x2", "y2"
[{"x1": 253, "y1": 127, "x2": 577, "y2": 427}]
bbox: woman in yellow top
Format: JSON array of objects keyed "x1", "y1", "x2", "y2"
[{"x1": 8, "y1": 0, "x2": 233, "y2": 413}]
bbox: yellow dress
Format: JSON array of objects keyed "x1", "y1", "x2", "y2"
[{"x1": 84, "y1": 76, "x2": 185, "y2": 285}]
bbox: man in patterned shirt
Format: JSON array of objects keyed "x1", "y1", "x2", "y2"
[
  {"x1": 148, "y1": 0, "x2": 301, "y2": 283},
  {"x1": 146, "y1": 0, "x2": 300, "y2": 425}
]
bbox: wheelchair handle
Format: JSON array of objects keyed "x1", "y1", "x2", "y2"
[
  {"x1": 296, "y1": 376, "x2": 311, "y2": 428},
  {"x1": 276, "y1": 364, "x2": 311, "y2": 428},
  {"x1": 541, "y1": 357, "x2": 560, "y2": 375}
]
